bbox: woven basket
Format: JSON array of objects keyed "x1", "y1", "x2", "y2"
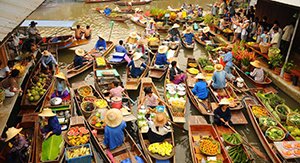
[
  {"x1": 275, "y1": 104, "x2": 291, "y2": 121},
  {"x1": 266, "y1": 126, "x2": 285, "y2": 142},
  {"x1": 81, "y1": 101, "x2": 96, "y2": 118},
  {"x1": 259, "y1": 43, "x2": 269, "y2": 54},
  {"x1": 286, "y1": 112, "x2": 300, "y2": 128}
]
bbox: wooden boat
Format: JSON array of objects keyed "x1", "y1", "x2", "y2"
[
  {"x1": 125, "y1": 52, "x2": 151, "y2": 90},
  {"x1": 114, "y1": 8, "x2": 135, "y2": 14},
  {"x1": 96, "y1": 8, "x2": 129, "y2": 23},
  {"x1": 40, "y1": 35, "x2": 89, "y2": 49},
  {"x1": 243, "y1": 96, "x2": 295, "y2": 163},
  {"x1": 115, "y1": 0, "x2": 152, "y2": 6},
  {"x1": 189, "y1": 123, "x2": 231, "y2": 163},
  {"x1": 85, "y1": 0, "x2": 119, "y2": 3},
  {"x1": 180, "y1": 35, "x2": 195, "y2": 50},
  {"x1": 129, "y1": 18, "x2": 168, "y2": 33},
  {"x1": 138, "y1": 78, "x2": 175, "y2": 162}
]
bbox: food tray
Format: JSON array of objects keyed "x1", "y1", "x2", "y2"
[{"x1": 274, "y1": 141, "x2": 300, "y2": 159}]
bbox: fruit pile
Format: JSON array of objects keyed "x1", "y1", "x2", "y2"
[
  {"x1": 266, "y1": 126, "x2": 285, "y2": 141},
  {"x1": 199, "y1": 137, "x2": 220, "y2": 155},
  {"x1": 228, "y1": 145, "x2": 248, "y2": 163},
  {"x1": 67, "y1": 126, "x2": 90, "y2": 146},
  {"x1": 252, "y1": 105, "x2": 268, "y2": 118},
  {"x1": 96, "y1": 57, "x2": 106, "y2": 67},
  {"x1": 27, "y1": 73, "x2": 49, "y2": 102},
  {"x1": 66, "y1": 146, "x2": 90, "y2": 159},
  {"x1": 222, "y1": 133, "x2": 242, "y2": 145},
  {"x1": 94, "y1": 99, "x2": 108, "y2": 109},
  {"x1": 187, "y1": 68, "x2": 199, "y2": 75},
  {"x1": 148, "y1": 142, "x2": 173, "y2": 157},
  {"x1": 286, "y1": 126, "x2": 300, "y2": 140},
  {"x1": 89, "y1": 111, "x2": 106, "y2": 129},
  {"x1": 78, "y1": 86, "x2": 92, "y2": 97}
]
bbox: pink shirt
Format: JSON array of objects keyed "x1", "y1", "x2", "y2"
[
  {"x1": 146, "y1": 93, "x2": 158, "y2": 107},
  {"x1": 110, "y1": 86, "x2": 124, "y2": 97}
]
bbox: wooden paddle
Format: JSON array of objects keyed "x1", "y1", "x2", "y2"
[
  {"x1": 122, "y1": 92, "x2": 136, "y2": 104},
  {"x1": 169, "y1": 120, "x2": 187, "y2": 132}
]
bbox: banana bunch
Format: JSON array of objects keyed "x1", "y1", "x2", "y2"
[
  {"x1": 148, "y1": 142, "x2": 173, "y2": 157},
  {"x1": 66, "y1": 146, "x2": 90, "y2": 159}
]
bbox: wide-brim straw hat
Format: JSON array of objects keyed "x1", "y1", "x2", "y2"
[
  {"x1": 132, "y1": 52, "x2": 143, "y2": 61},
  {"x1": 5, "y1": 127, "x2": 22, "y2": 142},
  {"x1": 158, "y1": 45, "x2": 168, "y2": 54},
  {"x1": 39, "y1": 108, "x2": 56, "y2": 117},
  {"x1": 75, "y1": 48, "x2": 85, "y2": 56},
  {"x1": 149, "y1": 19, "x2": 155, "y2": 23},
  {"x1": 203, "y1": 27, "x2": 210, "y2": 33},
  {"x1": 42, "y1": 50, "x2": 51, "y2": 56},
  {"x1": 250, "y1": 60, "x2": 261, "y2": 68},
  {"x1": 214, "y1": 64, "x2": 223, "y2": 72},
  {"x1": 172, "y1": 23, "x2": 180, "y2": 29},
  {"x1": 194, "y1": 73, "x2": 205, "y2": 79},
  {"x1": 185, "y1": 27, "x2": 193, "y2": 33},
  {"x1": 97, "y1": 34, "x2": 104, "y2": 39},
  {"x1": 153, "y1": 112, "x2": 168, "y2": 127},
  {"x1": 54, "y1": 72, "x2": 66, "y2": 80},
  {"x1": 104, "y1": 108, "x2": 123, "y2": 128},
  {"x1": 129, "y1": 32, "x2": 138, "y2": 38},
  {"x1": 219, "y1": 98, "x2": 231, "y2": 105}
]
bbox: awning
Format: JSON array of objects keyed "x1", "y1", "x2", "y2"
[
  {"x1": 0, "y1": 0, "x2": 45, "y2": 43},
  {"x1": 21, "y1": 20, "x2": 76, "y2": 28},
  {"x1": 271, "y1": 0, "x2": 300, "y2": 8}
]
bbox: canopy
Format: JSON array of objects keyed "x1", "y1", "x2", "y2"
[
  {"x1": 271, "y1": 0, "x2": 300, "y2": 8},
  {"x1": 21, "y1": 20, "x2": 76, "y2": 28}
]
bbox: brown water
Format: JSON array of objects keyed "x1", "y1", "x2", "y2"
[{"x1": 27, "y1": 1, "x2": 300, "y2": 162}]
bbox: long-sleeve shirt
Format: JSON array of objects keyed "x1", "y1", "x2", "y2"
[
  {"x1": 212, "y1": 70, "x2": 226, "y2": 89},
  {"x1": 73, "y1": 55, "x2": 87, "y2": 68},
  {"x1": 10, "y1": 134, "x2": 28, "y2": 153},
  {"x1": 192, "y1": 81, "x2": 208, "y2": 100},
  {"x1": 213, "y1": 106, "x2": 231, "y2": 122},
  {"x1": 169, "y1": 67, "x2": 183, "y2": 81},
  {"x1": 104, "y1": 121, "x2": 126, "y2": 150},
  {"x1": 155, "y1": 53, "x2": 169, "y2": 65},
  {"x1": 222, "y1": 52, "x2": 233, "y2": 67},
  {"x1": 41, "y1": 55, "x2": 57, "y2": 68},
  {"x1": 95, "y1": 40, "x2": 107, "y2": 50},
  {"x1": 104, "y1": 8, "x2": 112, "y2": 16},
  {"x1": 41, "y1": 116, "x2": 62, "y2": 135},
  {"x1": 115, "y1": 45, "x2": 127, "y2": 54},
  {"x1": 127, "y1": 60, "x2": 147, "y2": 78},
  {"x1": 183, "y1": 33, "x2": 195, "y2": 44},
  {"x1": 250, "y1": 68, "x2": 264, "y2": 82}
]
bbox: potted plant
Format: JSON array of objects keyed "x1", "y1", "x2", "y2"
[
  {"x1": 283, "y1": 61, "x2": 294, "y2": 82},
  {"x1": 268, "y1": 53, "x2": 282, "y2": 75}
]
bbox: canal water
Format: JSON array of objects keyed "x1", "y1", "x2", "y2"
[{"x1": 27, "y1": 0, "x2": 300, "y2": 162}]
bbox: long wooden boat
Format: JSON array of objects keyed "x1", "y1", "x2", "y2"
[
  {"x1": 40, "y1": 35, "x2": 89, "y2": 49},
  {"x1": 96, "y1": 8, "x2": 129, "y2": 23},
  {"x1": 85, "y1": 0, "x2": 119, "y2": 3},
  {"x1": 115, "y1": 0, "x2": 152, "y2": 6},
  {"x1": 189, "y1": 123, "x2": 231, "y2": 163},
  {"x1": 114, "y1": 8, "x2": 135, "y2": 14},
  {"x1": 180, "y1": 35, "x2": 195, "y2": 50},
  {"x1": 129, "y1": 17, "x2": 168, "y2": 33},
  {"x1": 138, "y1": 78, "x2": 175, "y2": 163},
  {"x1": 125, "y1": 52, "x2": 151, "y2": 90}
]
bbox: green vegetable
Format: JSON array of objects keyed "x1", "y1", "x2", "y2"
[
  {"x1": 266, "y1": 126, "x2": 285, "y2": 141},
  {"x1": 203, "y1": 65, "x2": 214, "y2": 72},
  {"x1": 228, "y1": 145, "x2": 249, "y2": 163},
  {"x1": 223, "y1": 133, "x2": 242, "y2": 145},
  {"x1": 198, "y1": 57, "x2": 213, "y2": 68},
  {"x1": 41, "y1": 135, "x2": 63, "y2": 161}
]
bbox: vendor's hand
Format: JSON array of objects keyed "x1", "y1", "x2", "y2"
[
  {"x1": 220, "y1": 118, "x2": 225, "y2": 123},
  {"x1": 45, "y1": 132, "x2": 52, "y2": 140},
  {"x1": 224, "y1": 121, "x2": 229, "y2": 126}
]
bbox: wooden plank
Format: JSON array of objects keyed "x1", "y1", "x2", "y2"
[
  {"x1": 231, "y1": 110, "x2": 248, "y2": 125},
  {"x1": 189, "y1": 116, "x2": 207, "y2": 125}
]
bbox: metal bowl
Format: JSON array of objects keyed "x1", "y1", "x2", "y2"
[{"x1": 50, "y1": 97, "x2": 62, "y2": 106}]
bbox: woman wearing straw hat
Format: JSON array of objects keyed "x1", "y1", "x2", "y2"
[
  {"x1": 41, "y1": 50, "x2": 58, "y2": 71},
  {"x1": 192, "y1": 73, "x2": 209, "y2": 100},
  {"x1": 39, "y1": 108, "x2": 61, "y2": 139},
  {"x1": 147, "y1": 112, "x2": 172, "y2": 143},
  {"x1": 168, "y1": 23, "x2": 180, "y2": 42},
  {"x1": 126, "y1": 32, "x2": 140, "y2": 45},
  {"x1": 183, "y1": 27, "x2": 195, "y2": 45},
  {"x1": 220, "y1": 46, "x2": 233, "y2": 74},
  {"x1": 169, "y1": 61, "x2": 186, "y2": 84},
  {"x1": 73, "y1": 48, "x2": 89, "y2": 69},
  {"x1": 94, "y1": 34, "x2": 107, "y2": 52},
  {"x1": 199, "y1": 27, "x2": 213, "y2": 42},
  {"x1": 127, "y1": 52, "x2": 147, "y2": 78},
  {"x1": 155, "y1": 45, "x2": 170, "y2": 68},
  {"x1": 210, "y1": 64, "x2": 226, "y2": 89},
  {"x1": 249, "y1": 60, "x2": 264, "y2": 82},
  {"x1": 51, "y1": 72, "x2": 70, "y2": 99},
  {"x1": 146, "y1": 19, "x2": 157, "y2": 35},
  {"x1": 0, "y1": 69, "x2": 22, "y2": 97},
  {"x1": 213, "y1": 98, "x2": 233, "y2": 127},
  {"x1": 103, "y1": 109, "x2": 126, "y2": 150}
]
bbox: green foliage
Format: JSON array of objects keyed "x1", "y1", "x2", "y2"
[
  {"x1": 203, "y1": 14, "x2": 214, "y2": 25},
  {"x1": 205, "y1": 45, "x2": 214, "y2": 51},
  {"x1": 283, "y1": 61, "x2": 294, "y2": 73},
  {"x1": 268, "y1": 53, "x2": 282, "y2": 68},
  {"x1": 198, "y1": 57, "x2": 213, "y2": 68},
  {"x1": 41, "y1": 135, "x2": 63, "y2": 161},
  {"x1": 241, "y1": 58, "x2": 250, "y2": 67}
]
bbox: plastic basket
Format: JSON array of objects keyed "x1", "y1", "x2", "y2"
[{"x1": 65, "y1": 143, "x2": 92, "y2": 163}]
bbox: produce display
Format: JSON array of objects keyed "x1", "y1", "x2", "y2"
[
  {"x1": 27, "y1": 73, "x2": 49, "y2": 102},
  {"x1": 81, "y1": 101, "x2": 95, "y2": 112},
  {"x1": 199, "y1": 137, "x2": 220, "y2": 155},
  {"x1": 187, "y1": 68, "x2": 199, "y2": 75},
  {"x1": 41, "y1": 135, "x2": 63, "y2": 161},
  {"x1": 203, "y1": 65, "x2": 214, "y2": 73},
  {"x1": 251, "y1": 105, "x2": 268, "y2": 118},
  {"x1": 223, "y1": 28, "x2": 232, "y2": 33},
  {"x1": 67, "y1": 126, "x2": 90, "y2": 146},
  {"x1": 78, "y1": 86, "x2": 93, "y2": 97},
  {"x1": 188, "y1": 63, "x2": 197, "y2": 68},
  {"x1": 89, "y1": 109, "x2": 106, "y2": 129},
  {"x1": 259, "y1": 116, "x2": 277, "y2": 130},
  {"x1": 228, "y1": 145, "x2": 248, "y2": 163},
  {"x1": 66, "y1": 146, "x2": 90, "y2": 159},
  {"x1": 148, "y1": 141, "x2": 173, "y2": 157},
  {"x1": 275, "y1": 104, "x2": 291, "y2": 120},
  {"x1": 166, "y1": 83, "x2": 186, "y2": 116},
  {"x1": 94, "y1": 99, "x2": 108, "y2": 109},
  {"x1": 83, "y1": 96, "x2": 97, "y2": 102},
  {"x1": 198, "y1": 57, "x2": 213, "y2": 68},
  {"x1": 222, "y1": 133, "x2": 242, "y2": 145},
  {"x1": 286, "y1": 126, "x2": 300, "y2": 140},
  {"x1": 266, "y1": 126, "x2": 285, "y2": 141},
  {"x1": 96, "y1": 57, "x2": 106, "y2": 67}
]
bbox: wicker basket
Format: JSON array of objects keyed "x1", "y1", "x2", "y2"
[
  {"x1": 81, "y1": 101, "x2": 96, "y2": 118},
  {"x1": 286, "y1": 112, "x2": 300, "y2": 128},
  {"x1": 78, "y1": 86, "x2": 93, "y2": 98},
  {"x1": 87, "y1": 109, "x2": 107, "y2": 130},
  {"x1": 259, "y1": 116, "x2": 277, "y2": 131},
  {"x1": 275, "y1": 104, "x2": 291, "y2": 121},
  {"x1": 266, "y1": 126, "x2": 285, "y2": 142},
  {"x1": 259, "y1": 42, "x2": 269, "y2": 54}
]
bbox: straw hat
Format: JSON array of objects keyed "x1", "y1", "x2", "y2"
[
  {"x1": 153, "y1": 112, "x2": 168, "y2": 127},
  {"x1": 185, "y1": 27, "x2": 193, "y2": 33},
  {"x1": 203, "y1": 27, "x2": 210, "y2": 33},
  {"x1": 134, "y1": 8, "x2": 140, "y2": 12},
  {"x1": 42, "y1": 50, "x2": 51, "y2": 56},
  {"x1": 171, "y1": 23, "x2": 180, "y2": 29},
  {"x1": 97, "y1": 34, "x2": 104, "y2": 39},
  {"x1": 39, "y1": 108, "x2": 56, "y2": 117},
  {"x1": 5, "y1": 127, "x2": 22, "y2": 142},
  {"x1": 219, "y1": 98, "x2": 231, "y2": 105},
  {"x1": 132, "y1": 52, "x2": 143, "y2": 61},
  {"x1": 129, "y1": 32, "x2": 138, "y2": 38},
  {"x1": 158, "y1": 45, "x2": 168, "y2": 54},
  {"x1": 104, "y1": 108, "x2": 123, "y2": 128},
  {"x1": 54, "y1": 72, "x2": 66, "y2": 80},
  {"x1": 75, "y1": 48, "x2": 85, "y2": 56},
  {"x1": 149, "y1": 19, "x2": 155, "y2": 23},
  {"x1": 194, "y1": 73, "x2": 205, "y2": 79},
  {"x1": 214, "y1": 64, "x2": 223, "y2": 72},
  {"x1": 250, "y1": 60, "x2": 261, "y2": 68}
]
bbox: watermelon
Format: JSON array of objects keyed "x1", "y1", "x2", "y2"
[{"x1": 67, "y1": 131, "x2": 74, "y2": 136}]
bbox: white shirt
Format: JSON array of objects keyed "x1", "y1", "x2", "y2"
[
  {"x1": 270, "y1": 32, "x2": 280, "y2": 48},
  {"x1": 148, "y1": 121, "x2": 171, "y2": 136},
  {"x1": 0, "y1": 66, "x2": 10, "y2": 78},
  {"x1": 250, "y1": 68, "x2": 264, "y2": 82},
  {"x1": 282, "y1": 25, "x2": 294, "y2": 42}
]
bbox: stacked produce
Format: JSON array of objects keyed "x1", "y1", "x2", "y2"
[
  {"x1": 89, "y1": 109, "x2": 107, "y2": 129},
  {"x1": 78, "y1": 86, "x2": 93, "y2": 97},
  {"x1": 187, "y1": 68, "x2": 199, "y2": 75},
  {"x1": 148, "y1": 142, "x2": 173, "y2": 157},
  {"x1": 259, "y1": 116, "x2": 277, "y2": 131},
  {"x1": 266, "y1": 126, "x2": 285, "y2": 141},
  {"x1": 199, "y1": 137, "x2": 220, "y2": 155},
  {"x1": 27, "y1": 73, "x2": 50, "y2": 102},
  {"x1": 67, "y1": 126, "x2": 90, "y2": 146},
  {"x1": 94, "y1": 99, "x2": 108, "y2": 109},
  {"x1": 137, "y1": 109, "x2": 149, "y2": 133},
  {"x1": 227, "y1": 145, "x2": 248, "y2": 163},
  {"x1": 286, "y1": 126, "x2": 300, "y2": 140},
  {"x1": 222, "y1": 133, "x2": 242, "y2": 145},
  {"x1": 166, "y1": 83, "x2": 186, "y2": 116},
  {"x1": 252, "y1": 105, "x2": 268, "y2": 118},
  {"x1": 275, "y1": 104, "x2": 291, "y2": 120},
  {"x1": 66, "y1": 146, "x2": 90, "y2": 159},
  {"x1": 96, "y1": 57, "x2": 106, "y2": 67}
]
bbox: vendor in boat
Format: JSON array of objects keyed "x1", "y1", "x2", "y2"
[
  {"x1": 39, "y1": 108, "x2": 61, "y2": 139},
  {"x1": 138, "y1": 87, "x2": 170, "y2": 109},
  {"x1": 192, "y1": 73, "x2": 209, "y2": 100},
  {"x1": 103, "y1": 109, "x2": 126, "y2": 150},
  {"x1": 214, "y1": 98, "x2": 233, "y2": 127},
  {"x1": 0, "y1": 69, "x2": 22, "y2": 97},
  {"x1": 199, "y1": 27, "x2": 213, "y2": 42},
  {"x1": 126, "y1": 32, "x2": 139, "y2": 45},
  {"x1": 73, "y1": 48, "x2": 89, "y2": 69},
  {"x1": 155, "y1": 45, "x2": 169, "y2": 68},
  {"x1": 115, "y1": 40, "x2": 127, "y2": 54},
  {"x1": 146, "y1": 19, "x2": 157, "y2": 35},
  {"x1": 3, "y1": 127, "x2": 29, "y2": 162},
  {"x1": 220, "y1": 46, "x2": 233, "y2": 74},
  {"x1": 168, "y1": 24, "x2": 180, "y2": 42},
  {"x1": 27, "y1": 21, "x2": 41, "y2": 42},
  {"x1": 127, "y1": 52, "x2": 147, "y2": 78},
  {"x1": 103, "y1": 6, "x2": 112, "y2": 16},
  {"x1": 94, "y1": 34, "x2": 107, "y2": 52},
  {"x1": 147, "y1": 112, "x2": 172, "y2": 143},
  {"x1": 249, "y1": 60, "x2": 264, "y2": 82},
  {"x1": 84, "y1": 25, "x2": 92, "y2": 40},
  {"x1": 70, "y1": 24, "x2": 85, "y2": 40},
  {"x1": 136, "y1": 39, "x2": 146, "y2": 54},
  {"x1": 109, "y1": 80, "x2": 124, "y2": 98},
  {"x1": 41, "y1": 50, "x2": 58, "y2": 71},
  {"x1": 183, "y1": 27, "x2": 195, "y2": 45},
  {"x1": 210, "y1": 64, "x2": 226, "y2": 90},
  {"x1": 169, "y1": 61, "x2": 186, "y2": 84},
  {"x1": 51, "y1": 72, "x2": 70, "y2": 100}
]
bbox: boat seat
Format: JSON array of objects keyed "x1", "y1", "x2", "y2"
[{"x1": 110, "y1": 142, "x2": 131, "y2": 155}]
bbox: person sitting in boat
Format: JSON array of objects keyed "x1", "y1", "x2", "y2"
[
  {"x1": 41, "y1": 50, "x2": 58, "y2": 71},
  {"x1": 220, "y1": 46, "x2": 233, "y2": 74},
  {"x1": 210, "y1": 64, "x2": 226, "y2": 90},
  {"x1": 73, "y1": 48, "x2": 89, "y2": 69},
  {"x1": 115, "y1": 40, "x2": 127, "y2": 54},
  {"x1": 146, "y1": 19, "x2": 157, "y2": 35},
  {"x1": 126, "y1": 32, "x2": 139, "y2": 45},
  {"x1": 192, "y1": 73, "x2": 209, "y2": 100},
  {"x1": 103, "y1": 6, "x2": 112, "y2": 16},
  {"x1": 70, "y1": 24, "x2": 85, "y2": 40},
  {"x1": 84, "y1": 25, "x2": 92, "y2": 40},
  {"x1": 109, "y1": 80, "x2": 124, "y2": 98},
  {"x1": 249, "y1": 60, "x2": 264, "y2": 82},
  {"x1": 183, "y1": 27, "x2": 195, "y2": 45},
  {"x1": 51, "y1": 72, "x2": 70, "y2": 100},
  {"x1": 147, "y1": 112, "x2": 172, "y2": 143},
  {"x1": 155, "y1": 45, "x2": 170, "y2": 68},
  {"x1": 136, "y1": 39, "x2": 146, "y2": 54},
  {"x1": 138, "y1": 87, "x2": 169, "y2": 109},
  {"x1": 0, "y1": 60, "x2": 10, "y2": 81},
  {"x1": 27, "y1": 21, "x2": 42, "y2": 42},
  {"x1": 103, "y1": 109, "x2": 126, "y2": 150},
  {"x1": 127, "y1": 52, "x2": 147, "y2": 78},
  {"x1": 214, "y1": 98, "x2": 233, "y2": 127},
  {"x1": 94, "y1": 34, "x2": 107, "y2": 52},
  {"x1": 0, "y1": 69, "x2": 21, "y2": 97},
  {"x1": 39, "y1": 108, "x2": 61, "y2": 139},
  {"x1": 199, "y1": 27, "x2": 213, "y2": 42},
  {"x1": 170, "y1": 61, "x2": 186, "y2": 84},
  {"x1": 3, "y1": 127, "x2": 29, "y2": 162},
  {"x1": 168, "y1": 23, "x2": 180, "y2": 42}
]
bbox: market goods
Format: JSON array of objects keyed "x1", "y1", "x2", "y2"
[
  {"x1": 228, "y1": 145, "x2": 248, "y2": 163},
  {"x1": 66, "y1": 146, "x2": 90, "y2": 159},
  {"x1": 67, "y1": 126, "x2": 90, "y2": 146},
  {"x1": 27, "y1": 73, "x2": 49, "y2": 102},
  {"x1": 41, "y1": 135, "x2": 63, "y2": 161},
  {"x1": 203, "y1": 65, "x2": 214, "y2": 73},
  {"x1": 286, "y1": 126, "x2": 300, "y2": 140},
  {"x1": 78, "y1": 86, "x2": 93, "y2": 97},
  {"x1": 266, "y1": 126, "x2": 285, "y2": 141},
  {"x1": 223, "y1": 28, "x2": 232, "y2": 33},
  {"x1": 252, "y1": 105, "x2": 268, "y2": 118},
  {"x1": 222, "y1": 133, "x2": 242, "y2": 145},
  {"x1": 94, "y1": 99, "x2": 108, "y2": 108},
  {"x1": 199, "y1": 137, "x2": 220, "y2": 155},
  {"x1": 188, "y1": 63, "x2": 197, "y2": 68},
  {"x1": 294, "y1": 149, "x2": 300, "y2": 156},
  {"x1": 282, "y1": 150, "x2": 293, "y2": 157},
  {"x1": 187, "y1": 68, "x2": 199, "y2": 75},
  {"x1": 287, "y1": 113, "x2": 300, "y2": 127},
  {"x1": 259, "y1": 116, "x2": 277, "y2": 131},
  {"x1": 89, "y1": 111, "x2": 106, "y2": 129},
  {"x1": 148, "y1": 141, "x2": 173, "y2": 157},
  {"x1": 81, "y1": 101, "x2": 95, "y2": 112},
  {"x1": 96, "y1": 57, "x2": 106, "y2": 67},
  {"x1": 82, "y1": 96, "x2": 97, "y2": 102},
  {"x1": 283, "y1": 141, "x2": 294, "y2": 149},
  {"x1": 198, "y1": 57, "x2": 213, "y2": 68},
  {"x1": 275, "y1": 104, "x2": 291, "y2": 120}
]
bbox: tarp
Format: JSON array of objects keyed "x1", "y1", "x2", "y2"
[
  {"x1": 20, "y1": 20, "x2": 76, "y2": 27},
  {"x1": 271, "y1": 0, "x2": 300, "y2": 8}
]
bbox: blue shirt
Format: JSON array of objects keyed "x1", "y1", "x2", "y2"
[
  {"x1": 222, "y1": 52, "x2": 233, "y2": 67},
  {"x1": 212, "y1": 70, "x2": 226, "y2": 89},
  {"x1": 104, "y1": 121, "x2": 126, "y2": 150},
  {"x1": 184, "y1": 33, "x2": 195, "y2": 44},
  {"x1": 41, "y1": 55, "x2": 57, "y2": 68},
  {"x1": 192, "y1": 81, "x2": 208, "y2": 100},
  {"x1": 155, "y1": 53, "x2": 169, "y2": 65},
  {"x1": 260, "y1": 33, "x2": 268, "y2": 43},
  {"x1": 42, "y1": 116, "x2": 62, "y2": 135},
  {"x1": 95, "y1": 39, "x2": 107, "y2": 50},
  {"x1": 73, "y1": 55, "x2": 87, "y2": 68},
  {"x1": 115, "y1": 45, "x2": 127, "y2": 54},
  {"x1": 128, "y1": 60, "x2": 147, "y2": 78},
  {"x1": 104, "y1": 8, "x2": 112, "y2": 16}
]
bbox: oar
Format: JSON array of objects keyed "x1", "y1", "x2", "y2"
[
  {"x1": 122, "y1": 92, "x2": 136, "y2": 104},
  {"x1": 169, "y1": 120, "x2": 187, "y2": 132}
]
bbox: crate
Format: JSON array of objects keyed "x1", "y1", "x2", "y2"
[{"x1": 65, "y1": 143, "x2": 92, "y2": 163}]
